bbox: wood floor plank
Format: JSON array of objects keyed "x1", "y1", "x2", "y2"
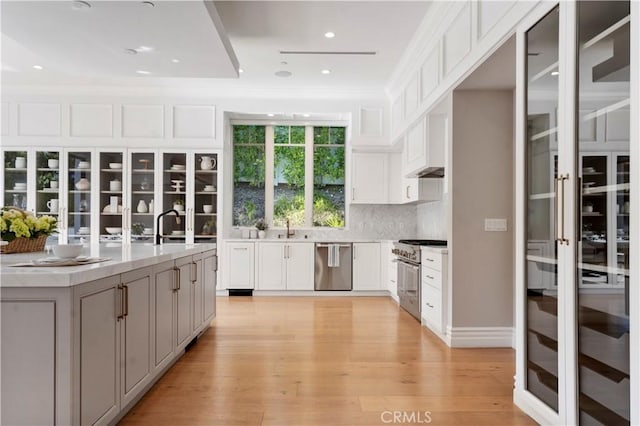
[{"x1": 119, "y1": 296, "x2": 535, "y2": 425}]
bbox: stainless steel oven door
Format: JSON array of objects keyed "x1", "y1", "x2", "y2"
[{"x1": 397, "y1": 259, "x2": 420, "y2": 320}]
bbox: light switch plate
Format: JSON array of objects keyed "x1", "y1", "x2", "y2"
[{"x1": 485, "y1": 218, "x2": 507, "y2": 232}]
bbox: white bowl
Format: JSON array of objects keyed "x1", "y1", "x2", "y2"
[
  {"x1": 109, "y1": 163, "x2": 122, "y2": 169},
  {"x1": 143, "y1": 228, "x2": 154, "y2": 235},
  {"x1": 78, "y1": 161, "x2": 90, "y2": 169},
  {"x1": 105, "y1": 227, "x2": 122, "y2": 235},
  {"x1": 52, "y1": 244, "x2": 83, "y2": 259},
  {"x1": 171, "y1": 230, "x2": 185, "y2": 235}
]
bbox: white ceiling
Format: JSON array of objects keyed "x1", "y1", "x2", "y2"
[{"x1": 1, "y1": 0, "x2": 431, "y2": 91}]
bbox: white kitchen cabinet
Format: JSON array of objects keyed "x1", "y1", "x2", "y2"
[
  {"x1": 420, "y1": 250, "x2": 448, "y2": 337},
  {"x1": 351, "y1": 153, "x2": 389, "y2": 204},
  {"x1": 352, "y1": 242, "x2": 382, "y2": 290},
  {"x1": 223, "y1": 242, "x2": 255, "y2": 289},
  {"x1": 380, "y1": 241, "x2": 398, "y2": 301},
  {"x1": 389, "y1": 145, "x2": 442, "y2": 205},
  {"x1": 257, "y1": 242, "x2": 314, "y2": 291},
  {"x1": 403, "y1": 95, "x2": 449, "y2": 178}
]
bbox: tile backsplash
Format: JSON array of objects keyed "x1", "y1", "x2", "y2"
[{"x1": 416, "y1": 194, "x2": 448, "y2": 240}]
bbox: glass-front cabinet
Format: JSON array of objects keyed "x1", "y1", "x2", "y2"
[
  {"x1": 1, "y1": 147, "x2": 220, "y2": 245},
  {"x1": 518, "y1": 1, "x2": 634, "y2": 425}
]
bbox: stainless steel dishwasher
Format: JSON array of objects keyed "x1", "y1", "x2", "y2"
[{"x1": 314, "y1": 243, "x2": 352, "y2": 290}]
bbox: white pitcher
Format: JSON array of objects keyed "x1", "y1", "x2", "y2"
[{"x1": 200, "y1": 156, "x2": 216, "y2": 170}]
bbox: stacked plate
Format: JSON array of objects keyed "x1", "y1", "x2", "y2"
[
  {"x1": 13, "y1": 182, "x2": 27, "y2": 191},
  {"x1": 170, "y1": 164, "x2": 185, "y2": 171}
]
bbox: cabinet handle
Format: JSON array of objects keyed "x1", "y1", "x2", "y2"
[
  {"x1": 233, "y1": 247, "x2": 248, "y2": 251},
  {"x1": 554, "y1": 176, "x2": 559, "y2": 243},
  {"x1": 425, "y1": 258, "x2": 434, "y2": 263},
  {"x1": 123, "y1": 285, "x2": 129, "y2": 317},
  {"x1": 352, "y1": 188, "x2": 355, "y2": 201},
  {"x1": 117, "y1": 285, "x2": 124, "y2": 320},
  {"x1": 560, "y1": 174, "x2": 569, "y2": 245},
  {"x1": 177, "y1": 267, "x2": 181, "y2": 290},
  {"x1": 173, "y1": 267, "x2": 180, "y2": 292},
  {"x1": 426, "y1": 303, "x2": 434, "y2": 308},
  {"x1": 425, "y1": 275, "x2": 434, "y2": 280},
  {"x1": 406, "y1": 185, "x2": 410, "y2": 199},
  {"x1": 577, "y1": 176, "x2": 582, "y2": 243},
  {"x1": 191, "y1": 262, "x2": 197, "y2": 283}
]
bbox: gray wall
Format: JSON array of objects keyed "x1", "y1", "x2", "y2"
[{"x1": 450, "y1": 90, "x2": 514, "y2": 328}]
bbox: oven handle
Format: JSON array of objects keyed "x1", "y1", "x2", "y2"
[{"x1": 397, "y1": 259, "x2": 420, "y2": 270}]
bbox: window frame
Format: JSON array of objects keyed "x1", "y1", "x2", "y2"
[{"x1": 231, "y1": 121, "x2": 348, "y2": 229}]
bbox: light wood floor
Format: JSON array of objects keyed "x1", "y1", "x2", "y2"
[{"x1": 120, "y1": 297, "x2": 536, "y2": 426}]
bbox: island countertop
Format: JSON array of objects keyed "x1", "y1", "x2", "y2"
[{"x1": 1, "y1": 243, "x2": 216, "y2": 288}]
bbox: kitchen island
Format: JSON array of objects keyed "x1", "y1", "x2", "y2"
[{"x1": 1, "y1": 243, "x2": 217, "y2": 426}]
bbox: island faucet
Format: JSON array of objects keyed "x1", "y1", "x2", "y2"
[
  {"x1": 286, "y1": 218, "x2": 295, "y2": 239},
  {"x1": 155, "y1": 209, "x2": 181, "y2": 245}
]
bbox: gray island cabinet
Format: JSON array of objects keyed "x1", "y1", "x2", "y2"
[{"x1": 0, "y1": 244, "x2": 217, "y2": 426}]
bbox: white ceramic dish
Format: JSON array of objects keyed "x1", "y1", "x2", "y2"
[
  {"x1": 105, "y1": 227, "x2": 122, "y2": 235},
  {"x1": 78, "y1": 161, "x2": 90, "y2": 169},
  {"x1": 171, "y1": 165, "x2": 185, "y2": 170},
  {"x1": 171, "y1": 230, "x2": 185, "y2": 235},
  {"x1": 143, "y1": 228, "x2": 154, "y2": 235},
  {"x1": 109, "y1": 163, "x2": 122, "y2": 169},
  {"x1": 78, "y1": 227, "x2": 90, "y2": 235},
  {"x1": 52, "y1": 244, "x2": 83, "y2": 259}
]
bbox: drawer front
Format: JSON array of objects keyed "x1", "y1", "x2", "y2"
[
  {"x1": 421, "y1": 283, "x2": 441, "y2": 328},
  {"x1": 421, "y1": 267, "x2": 442, "y2": 290},
  {"x1": 421, "y1": 252, "x2": 442, "y2": 271}
]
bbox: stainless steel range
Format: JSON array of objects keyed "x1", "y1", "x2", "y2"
[{"x1": 393, "y1": 239, "x2": 447, "y2": 321}]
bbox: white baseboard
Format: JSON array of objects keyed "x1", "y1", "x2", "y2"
[
  {"x1": 513, "y1": 388, "x2": 561, "y2": 425},
  {"x1": 445, "y1": 326, "x2": 514, "y2": 348}
]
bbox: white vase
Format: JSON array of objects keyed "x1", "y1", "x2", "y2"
[
  {"x1": 258, "y1": 230, "x2": 266, "y2": 239},
  {"x1": 137, "y1": 199, "x2": 148, "y2": 213}
]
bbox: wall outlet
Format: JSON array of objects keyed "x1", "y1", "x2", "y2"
[{"x1": 485, "y1": 218, "x2": 507, "y2": 232}]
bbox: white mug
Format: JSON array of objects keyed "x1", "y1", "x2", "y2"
[
  {"x1": 47, "y1": 199, "x2": 59, "y2": 213},
  {"x1": 203, "y1": 205, "x2": 213, "y2": 213},
  {"x1": 50, "y1": 180, "x2": 58, "y2": 189},
  {"x1": 48, "y1": 159, "x2": 59, "y2": 169}
]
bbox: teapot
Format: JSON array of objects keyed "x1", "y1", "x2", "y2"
[{"x1": 200, "y1": 156, "x2": 216, "y2": 170}]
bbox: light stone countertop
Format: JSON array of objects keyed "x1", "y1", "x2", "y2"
[
  {"x1": 420, "y1": 246, "x2": 448, "y2": 254},
  {"x1": 1, "y1": 243, "x2": 216, "y2": 288},
  {"x1": 223, "y1": 238, "x2": 385, "y2": 243}
]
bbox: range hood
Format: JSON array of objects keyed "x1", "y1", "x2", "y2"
[{"x1": 416, "y1": 167, "x2": 445, "y2": 178}]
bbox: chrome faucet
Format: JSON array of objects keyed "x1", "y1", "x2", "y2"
[
  {"x1": 155, "y1": 209, "x2": 181, "y2": 245},
  {"x1": 286, "y1": 218, "x2": 295, "y2": 239}
]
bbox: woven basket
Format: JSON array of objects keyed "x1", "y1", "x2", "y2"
[{"x1": 0, "y1": 235, "x2": 47, "y2": 254}]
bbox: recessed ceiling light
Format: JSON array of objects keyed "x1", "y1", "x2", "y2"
[
  {"x1": 302, "y1": 114, "x2": 310, "y2": 118},
  {"x1": 124, "y1": 49, "x2": 138, "y2": 55},
  {"x1": 275, "y1": 70, "x2": 292, "y2": 78},
  {"x1": 239, "y1": 68, "x2": 244, "y2": 73},
  {"x1": 72, "y1": 1, "x2": 91, "y2": 10},
  {"x1": 551, "y1": 71, "x2": 560, "y2": 76},
  {"x1": 136, "y1": 70, "x2": 151, "y2": 75},
  {"x1": 267, "y1": 114, "x2": 275, "y2": 117},
  {"x1": 137, "y1": 46, "x2": 153, "y2": 53},
  {"x1": 321, "y1": 69, "x2": 331, "y2": 74},
  {"x1": 171, "y1": 59, "x2": 180, "y2": 63},
  {"x1": 324, "y1": 32, "x2": 335, "y2": 39},
  {"x1": 32, "y1": 65, "x2": 43, "y2": 70},
  {"x1": 141, "y1": 1, "x2": 155, "y2": 7}
]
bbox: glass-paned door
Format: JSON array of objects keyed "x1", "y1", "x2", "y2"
[
  {"x1": 3, "y1": 150, "x2": 29, "y2": 210},
  {"x1": 162, "y1": 153, "x2": 187, "y2": 241},
  {"x1": 525, "y1": 6, "x2": 560, "y2": 411},
  {"x1": 193, "y1": 153, "x2": 217, "y2": 243},
  {"x1": 67, "y1": 151, "x2": 93, "y2": 243},
  {"x1": 36, "y1": 150, "x2": 61, "y2": 245},
  {"x1": 576, "y1": 1, "x2": 631, "y2": 424},
  {"x1": 129, "y1": 152, "x2": 156, "y2": 243},
  {"x1": 99, "y1": 152, "x2": 125, "y2": 242}
]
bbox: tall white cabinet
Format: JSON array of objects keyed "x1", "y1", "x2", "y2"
[{"x1": 515, "y1": 2, "x2": 638, "y2": 425}]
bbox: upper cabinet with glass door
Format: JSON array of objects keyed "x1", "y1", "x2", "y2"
[
  {"x1": 98, "y1": 151, "x2": 126, "y2": 243},
  {"x1": 2, "y1": 150, "x2": 29, "y2": 211},
  {"x1": 129, "y1": 151, "x2": 157, "y2": 243},
  {"x1": 192, "y1": 152, "x2": 218, "y2": 243},
  {"x1": 162, "y1": 153, "x2": 188, "y2": 242},
  {"x1": 66, "y1": 150, "x2": 94, "y2": 243},
  {"x1": 35, "y1": 151, "x2": 62, "y2": 245}
]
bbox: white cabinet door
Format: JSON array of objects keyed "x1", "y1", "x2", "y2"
[
  {"x1": 203, "y1": 251, "x2": 217, "y2": 322},
  {"x1": 405, "y1": 116, "x2": 427, "y2": 174},
  {"x1": 351, "y1": 153, "x2": 389, "y2": 204},
  {"x1": 175, "y1": 257, "x2": 193, "y2": 349},
  {"x1": 257, "y1": 242, "x2": 286, "y2": 290},
  {"x1": 120, "y1": 267, "x2": 152, "y2": 407},
  {"x1": 224, "y1": 242, "x2": 255, "y2": 289},
  {"x1": 76, "y1": 276, "x2": 121, "y2": 426},
  {"x1": 152, "y1": 261, "x2": 175, "y2": 370},
  {"x1": 285, "y1": 243, "x2": 315, "y2": 290},
  {"x1": 352, "y1": 243, "x2": 382, "y2": 290}
]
